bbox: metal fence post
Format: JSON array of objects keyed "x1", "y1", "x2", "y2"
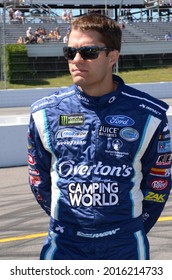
[{"x1": 2, "y1": 0, "x2": 7, "y2": 89}]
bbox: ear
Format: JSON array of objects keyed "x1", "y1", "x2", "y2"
[{"x1": 109, "y1": 50, "x2": 119, "y2": 66}]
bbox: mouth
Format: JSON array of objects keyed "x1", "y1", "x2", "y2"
[
  {"x1": 71, "y1": 68, "x2": 88, "y2": 77},
  {"x1": 72, "y1": 68, "x2": 87, "y2": 73}
]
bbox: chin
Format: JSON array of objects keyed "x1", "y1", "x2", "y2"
[{"x1": 72, "y1": 76, "x2": 85, "y2": 86}]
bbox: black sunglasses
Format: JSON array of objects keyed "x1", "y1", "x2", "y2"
[{"x1": 63, "y1": 46, "x2": 115, "y2": 60}]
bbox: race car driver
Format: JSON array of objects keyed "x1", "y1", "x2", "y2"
[{"x1": 28, "y1": 13, "x2": 171, "y2": 260}]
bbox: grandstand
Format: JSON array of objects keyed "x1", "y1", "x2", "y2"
[
  {"x1": 0, "y1": 0, "x2": 172, "y2": 44},
  {"x1": 0, "y1": 19, "x2": 172, "y2": 44},
  {"x1": 0, "y1": 22, "x2": 69, "y2": 44},
  {"x1": 127, "y1": 21, "x2": 172, "y2": 41},
  {"x1": 0, "y1": 0, "x2": 172, "y2": 80}
]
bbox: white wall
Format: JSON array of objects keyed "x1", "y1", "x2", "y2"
[
  {"x1": 25, "y1": 42, "x2": 172, "y2": 58},
  {"x1": 0, "y1": 124, "x2": 28, "y2": 167},
  {"x1": 0, "y1": 82, "x2": 172, "y2": 108}
]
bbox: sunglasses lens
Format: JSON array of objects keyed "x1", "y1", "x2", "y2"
[
  {"x1": 63, "y1": 47, "x2": 102, "y2": 60},
  {"x1": 80, "y1": 47, "x2": 99, "y2": 60},
  {"x1": 63, "y1": 47, "x2": 76, "y2": 60}
]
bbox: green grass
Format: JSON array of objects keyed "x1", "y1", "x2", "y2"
[
  {"x1": 119, "y1": 67, "x2": 172, "y2": 84},
  {"x1": 0, "y1": 67, "x2": 172, "y2": 89}
]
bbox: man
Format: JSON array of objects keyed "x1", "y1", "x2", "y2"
[
  {"x1": 9, "y1": 8, "x2": 14, "y2": 22},
  {"x1": 26, "y1": 27, "x2": 32, "y2": 38},
  {"x1": 14, "y1": 9, "x2": 24, "y2": 23},
  {"x1": 28, "y1": 13, "x2": 171, "y2": 260},
  {"x1": 62, "y1": 9, "x2": 69, "y2": 22}
]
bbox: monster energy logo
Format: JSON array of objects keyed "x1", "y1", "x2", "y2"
[{"x1": 60, "y1": 114, "x2": 84, "y2": 126}]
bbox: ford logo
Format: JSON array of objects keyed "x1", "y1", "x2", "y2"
[{"x1": 105, "y1": 115, "x2": 135, "y2": 127}]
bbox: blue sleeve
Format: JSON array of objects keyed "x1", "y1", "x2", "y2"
[
  {"x1": 28, "y1": 114, "x2": 51, "y2": 216},
  {"x1": 141, "y1": 115, "x2": 171, "y2": 234}
]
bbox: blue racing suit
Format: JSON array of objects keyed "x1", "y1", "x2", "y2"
[{"x1": 28, "y1": 75, "x2": 171, "y2": 260}]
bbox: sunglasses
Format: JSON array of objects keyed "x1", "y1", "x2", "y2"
[{"x1": 63, "y1": 46, "x2": 115, "y2": 60}]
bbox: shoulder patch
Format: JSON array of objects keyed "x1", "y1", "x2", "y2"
[
  {"x1": 31, "y1": 87, "x2": 75, "y2": 113},
  {"x1": 121, "y1": 86, "x2": 169, "y2": 119}
]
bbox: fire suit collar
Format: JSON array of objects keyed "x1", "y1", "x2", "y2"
[{"x1": 75, "y1": 75, "x2": 124, "y2": 108}]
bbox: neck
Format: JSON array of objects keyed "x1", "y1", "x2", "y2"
[{"x1": 78, "y1": 81, "x2": 118, "y2": 97}]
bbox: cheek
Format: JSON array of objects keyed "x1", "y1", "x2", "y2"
[
  {"x1": 68, "y1": 63, "x2": 73, "y2": 73},
  {"x1": 90, "y1": 57, "x2": 106, "y2": 69},
  {"x1": 92, "y1": 59, "x2": 109, "y2": 75}
]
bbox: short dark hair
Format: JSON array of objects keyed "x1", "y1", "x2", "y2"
[{"x1": 70, "y1": 13, "x2": 122, "y2": 52}]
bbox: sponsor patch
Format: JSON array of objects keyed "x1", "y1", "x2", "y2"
[
  {"x1": 163, "y1": 123, "x2": 170, "y2": 132},
  {"x1": 77, "y1": 228, "x2": 120, "y2": 238},
  {"x1": 56, "y1": 129, "x2": 88, "y2": 139},
  {"x1": 55, "y1": 225, "x2": 65, "y2": 233},
  {"x1": 159, "y1": 133, "x2": 171, "y2": 140},
  {"x1": 37, "y1": 194, "x2": 43, "y2": 201},
  {"x1": 144, "y1": 192, "x2": 166, "y2": 203},
  {"x1": 32, "y1": 98, "x2": 54, "y2": 111},
  {"x1": 108, "y1": 96, "x2": 116, "y2": 103},
  {"x1": 28, "y1": 153, "x2": 35, "y2": 165},
  {"x1": 151, "y1": 179, "x2": 168, "y2": 191},
  {"x1": 142, "y1": 212, "x2": 150, "y2": 221},
  {"x1": 120, "y1": 127, "x2": 139, "y2": 142},
  {"x1": 56, "y1": 140, "x2": 86, "y2": 146},
  {"x1": 139, "y1": 103, "x2": 161, "y2": 115},
  {"x1": 157, "y1": 140, "x2": 171, "y2": 153},
  {"x1": 156, "y1": 154, "x2": 172, "y2": 166},
  {"x1": 105, "y1": 138, "x2": 129, "y2": 158},
  {"x1": 105, "y1": 115, "x2": 135, "y2": 127},
  {"x1": 111, "y1": 139, "x2": 123, "y2": 151},
  {"x1": 68, "y1": 182, "x2": 119, "y2": 207},
  {"x1": 59, "y1": 114, "x2": 84, "y2": 126},
  {"x1": 28, "y1": 167, "x2": 40, "y2": 176},
  {"x1": 150, "y1": 167, "x2": 171, "y2": 177},
  {"x1": 77, "y1": 93, "x2": 89, "y2": 104},
  {"x1": 58, "y1": 160, "x2": 133, "y2": 178},
  {"x1": 29, "y1": 175, "x2": 41, "y2": 186},
  {"x1": 98, "y1": 126, "x2": 119, "y2": 137}
]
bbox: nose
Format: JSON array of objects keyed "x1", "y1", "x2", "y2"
[{"x1": 72, "y1": 52, "x2": 84, "y2": 62}]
